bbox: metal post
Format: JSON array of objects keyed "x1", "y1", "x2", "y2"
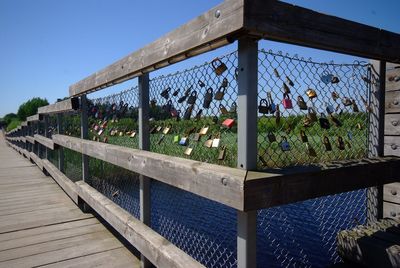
[
  {"x1": 80, "y1": 95, "x2": 90, "y2": 212},
  {"x1": 367, "y1": 60, "x2": 386, "y2": 222},
  {"x1": 138, "y1": 73, "x2": 152, "y2": 268},
  {"x1": 36, "y1": 121, "x2": 40, "y2": 156},
  {"x1": 57, "y1": 114, "x2": 65, "y2": 173},
  {"x1": 44, "y1": 115, "x2": 49, "y2": 159},
  {"x1": 236, "y1": 37, "x2": 258, "y2": 268}
]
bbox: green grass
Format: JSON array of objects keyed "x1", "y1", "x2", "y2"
[{"x1": 6, "y1": 119, "x2": 21, "y2": 132}]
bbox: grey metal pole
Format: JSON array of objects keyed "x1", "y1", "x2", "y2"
[
  {"x1": 57, "y1": 114, "x2": 65, "y2": 173},
  {"x1": 80, "y1": 95, "x2": 90, "y2": 212},
  {"x1": 36, "y1": 121, "x2": 40, "y2": 156},
  {"x1": 44, "y1": 115, "x2": 49, "y2": 160},
  {"x1": 236, "y1": 37, "x2": 258, "y2": 268},
  {"x1": 138, "y1": 73, "x2": 152, "y2": 268}
]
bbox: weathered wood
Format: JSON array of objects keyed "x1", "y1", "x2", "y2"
[
  {"x1": 38, "y1": 98, "x2": 80, "y2": 115},
  {"x1": 25, "y1": 135, "x2": 35, "y2": 144},
  {"x1": 384, "y1": 136, "x2": 400, "y2": 156},
  {"x1": 42, "y1": 159, "x2": 79, "y2": 204},
  {"x1": 386, "y1": 66, "x2": 400, "y2": 92},
  {"x1": 21, "y1": 121, "x2": 28, "y2": 127},
  {"x1": 384, "y1": 202, "x2": 400, "y2": 219},
  {"x1": 26, "y1": 114, "x2": 42, "y2": 122},
  {"x1": 29, "y1": 152, "x2": 44, "y2": 171},
  {"x1": 384, "y1": 183, "x2": 400, "y2": 204},
  {"x1": 244, "y1": 157, "x2": 400, "y2": 211},
  {"x1": 385, "y1": 114, "x2": 400, "y2": 135},
  {"x1": 34, "y1": 134, "x2": 56, "y2": 150},
  {"x1": 76, "y1": 181, "x2": 204, "y2": 268},
  {"x1": 69, "y1": 0, "x2": 244, "y2": 96},
  {"x1": 53, "y1": 134, "x2": 246, "y2": 210},
  {"x1": 386, "y1": 90, "x2": 400, "y2": 113},
  {"x1": 244, "y1": 0, "x2": 400, "y2": 63}
]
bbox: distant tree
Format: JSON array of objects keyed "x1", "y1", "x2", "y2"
[
  {"x1": 17, "y1": 97, "x2": 49, "y2": 120},
  {"x1": 3, "y1": 113, "x2": 18, "y2": 125}
]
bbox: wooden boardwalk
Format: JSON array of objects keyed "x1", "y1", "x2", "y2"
[{"x1": 0, "y1": 133, "x2": 139, "y2": 268}]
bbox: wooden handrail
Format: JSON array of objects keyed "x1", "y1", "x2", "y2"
[{"x1": 38, "y1": 98, "x2": 80, "y2": 115}]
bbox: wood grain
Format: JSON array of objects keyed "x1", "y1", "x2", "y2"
[
  {"x1": 384, "y1": 136, "x2": 400, "y2": 156},
  {"x1": 38, "y1": 98, "x2": 80, "y2": 115},
  {"x1": 34, "y1": 134, "x2": 56, "y2": 150},
  {"x1": 385, "y1": 114, "x2": 400, "y2": 135},
  {"x1": 384, "y1": 183, "x2": 400, "y2": 204},
  {"x1": 386, "y1": 90, "x2": 400, "y2": 113}
]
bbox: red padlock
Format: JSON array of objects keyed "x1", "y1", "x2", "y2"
[
  {"x1": 282, "y1": 93, "x2": 293, "y2": 109},
  {"x1": 222, "y1": 118, "x2": 235, "y2": 129}
]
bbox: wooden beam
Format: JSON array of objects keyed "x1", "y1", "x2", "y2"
[
  {"x1": 29, "y1": 152, "x2": 44, "y2": 171},
  {"x1": 42, "y1": 159, "x2": 79, "y2": 204},
  {"x1": 385, "y1": 136, "x2": 400, "y2": 156},
  {"x1": 69, "y1": 0, "x2": 244, "y2": 96},
  {"x1": 26, "y1": 114, "x2": 42, "y2": 122},
  {"x1": 386, "y1": 90, "x2": 400, "y2": 114},
  {"x1": 52, "y1": 134, "x2": 246, "y2": 210},
  {"x1": 34, "y1": 134, "x2": 56, "y2": 150},
  {"x1": 37, "y1": 98, "x2": 80, "y2": 115},
  {"x1": 26, "y1": 136, "x2": 35, "y2": 144},
  {"x1": 244, "y1": 157, "x2": 400, "y2": 211},
  {"x1": 244, "y1": 0, "x2": 400, "y2": 63},
  {"x1": 21, "y1": 121, "x2": 28, "y2": 127},
  {"x1": 76, "y1": 181, "x2": 204, "y2": 268}
]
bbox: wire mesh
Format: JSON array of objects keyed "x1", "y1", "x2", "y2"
[
  {"x1": 48, "y1": 148, "x2": 59, "y2": 167},
  {"x1": 88, "y1": 87, "x2": 140, "y2": 148},
  {"x1": 87, "y1": 157, "x2": 140, "y2": 219},
  {"x1": 258, "y1": 49, "x2": 371, "y2": 169},
  {"x1": 63, "y1": 111, "x2": 81, "y2": 138},
  {"x1": 63, "y1": 147, "x2": 82, "y2": 182}
]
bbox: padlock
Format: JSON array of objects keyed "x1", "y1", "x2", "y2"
[
  {"x1": 170, "y1": 108, "x2": 179, "y2": 118},
  {"x1": 230, "y1": 102, "x2": 237, "y2": 113},
  {"x1": 203, "y1": 88, "x2": 213, "y2": 108},
  {"x1": 218, "y1": 146, "x2": 227, "y2": 160},
  {"x1": 283, "y1": 83, "x2": 291, "y2": 94},
  {"x1": 220, "y1": 104, "x2": 229, "y2": 115},
  {"x1": 160, "y1": 87, "x2": 171, "y2": 99},
  {"x1": 321, "y1": 72, "x2": 334, "y2": 85},
  {"x1": 273, "y1": 68, "x2": 280, "y2": 78},
  {"x1": 130, "y1": 131, "x2": 136, "y2": 138},
  {"x1": 275, "y1": 105, "x2": 281, "y2": 125},
  {"x1": 211, "y1": 58, "x2": 227, "y2": 76},
  {"x1": 156, "y1": 126, "x2": 162, "y2": 132},
  {"x1": 179, "y1": 136, "x2": 188, "y2": 146},
  {"x1": 328, "y1": 114, "x2": 341, "y2": 127},
  {"x1": 204, "y1": 135, "x2": 213, "y2": 148},
  {"x1": 326, "y1": 103, "x2": 334, "y2": 114},
  {"x1": 267, "y1": 132, "x2": 276, "y2": 142},
  {"x1": 183, "y1": 105, "x2": 194, "y2": 120},
  {"x1": 173, "y1": 135, "x2": 180, "y2": 143},
  {"x1": 198, "y1": 80, "x2": 206, "y2": 88},
  {"x1": 222, "y1": 118, "x2": 235, "y2": 128},
  {"x1": 308, "y1": 107, "x2": 317, "y2": 122},
  {"x1": 282, "y1": 93, "x2": 293, "y2": 109},
  {"x1": 342, "y1": 97, "x2": 352, "y2": 106},
  {"x1": 94, "y1": 125, "x2": 100, "y2": 131},
  {"x1": 195, "y1": 109, "x2": 203, "y2": 121},
  {"x1": 337, "y1": 136, "x2": 345, "y2": 150},
  {"x1": 199, "y1": 126, "x2": 209, "y2": 135},
  {"x1": 212, "y1": 133, "x2": 221, "y2": 148},
  {"x1": 300, "y1": 130, "x2": 308, "y2": 143},
  {"x1": 172, "y1": 88, "x2": 180, "y2": 97},
  {"x1": 163, "y1": 100, "x2": 173, "y2": 113},
  {"x1": 184, "y1": 147, "x2": 193, "y2": 156},
  {"x1": 150, "y1": 99, "x2": 157, "y2": 108},
  {"x1": 306, "y1": 143, "x2": 317, "y2": 157},
  {"x1": 212, "y1": 116, "x2": 219, "y2": 124},
  {"x1": 214, "y1": 81, "x2": 227, "y2": 100},
  {"x1": 286, "y1": 76, "x2": 294, "y2": 87},
  {"x1": 297, "y1": 96, "x2": 308, "y2": 110},
  {"x1": 186, "y1": 127, "x2": 196, "y2": 136},
  {"x1": 332, "y1": 91, "x2": 340, "y2": 101},
  {"x1": 356, "y1": 123, "x2": 362, "y2": 130},
  {"x1": 193, "y1": 133, "x2": 201, "y2": 142},
  {"x1": 119, "y1": 131, "x2": 124, "y2": 137},
  {"x1": 178, "y1": 87, "x2": 191, "y2": 103},
  {"x1": 323, "y1": 136, "x2": 332, "y2": 151},
  {"x1": 267, "y1": 92, "x2": 276, "y2": 113},
  {"x1": 280, "y1": 137, "x2": 290, "y2": 151},
  {"x1": 319, "y1": 113, "x2": 330, "y2": 129},
  {"x1": 103, "y1": 137, "x2": 108, "y2": 143},
  {"x1": 306, "y1": 88, "x2": 317, "y2": 99},
  {"x1": 98, "y1": 128, "x2": 104, "y2": 136},
  {"x1": 157, "y1": 134, "x2": 165, "y2": 145},
  {"x1": 187, "y1": 91, "x2": 198, "y2": 105},
  {"x1": 258, "y1": 99, "x2": 270, "y2": 114},
  {"x1": 347, "y1": 131, "x2": 353, "y2": 141},
  {"x1": 331, "y1": 76, "x2": 340, "y2": 84},
  {"x1": 352, "y1": 99, "x2": 360, "y2": 113},
  {"x1": 360, "y1": 96, "x2": 372, "y2": 112},
  {"x1": 149, "y1": 126, "x2": 157, "y2": 134},
  {"x1": 162, "y1": 126, "x2": 171, "y2": 135}
]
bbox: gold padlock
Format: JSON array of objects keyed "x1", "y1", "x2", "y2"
[
  {"x1": 283, "y1": 83, "x2": 291, "y2": 94},
  {"x1": 211, "y1": 58, "x2": 227, "y2": 76},
  {"x1": 218, "y1": 146, "x2": 227, "y2": 160},
  {"x1": 220, "y1": 104, "x2": 229, "y2": 115},
  {"x1": 300, "y1": 130, "x2": 308, "y2": 143},
  {"x1": 162, "y1": 125, "x2": 171, "y2": 135},
  {"x1": 306, "y1": 143, "x2": 317, "y2": 157},
  {"x1": 204, "y1": 135, "x2": 213, "y2": 148},
  {"x1": 199, "y1": 126, "x2": 209, "y2": 135},
  {"x1": 184, "y1": 147, "x2": 193, "y2": 156},
  {"x1": 306, "y1": 88, "x2": 317, "y2": 99}
]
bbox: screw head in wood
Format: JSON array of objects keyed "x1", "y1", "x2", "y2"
[
  {"x1": 215, "y1": 9, "x2": 221, "y2": 18},
  {"x1": 221, "y1": 177, "x2": 227, "y2": 186},
  {"x1": 392, "y1": 120, "x2": 399, "y2": 126},
  {"x1": 391, "y1": 189, "x2": 397, "y2": 195},
  {"x1": 391, "y1": 144, "x2": 398, "y2": 150}
]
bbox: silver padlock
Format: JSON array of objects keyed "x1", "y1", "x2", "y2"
[{"x1": 326, "y1": 103, "x2": 334, "y2": 114}]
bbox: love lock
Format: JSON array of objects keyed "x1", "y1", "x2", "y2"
[
  {"x1": 160, "y1": 87, "x2": 171, "y2": 99},
  {"x1": 187, "y1": 91, "x2": 198, "y2": 105},
  {"x1": 282, "y1": 93, "x2": 293, "y2": 109},
  {"x1": 297, "y1": 96, "x2": 308, "y2": 110},
  {"x1": 280, "y1": 137, "x2": 291, "y2": 151},
  {"x1": 323, "y1": 136, "x2": 332, "y2": 151},
  {"x1": 203, "y1": 88, "x2": 213, "y2": 109},
  {"x1": 211, "y1": 58, "x2": 227, "y2": 76},
  {"x1": 258, "y1": 99, "x2": 269, "y2": 114},
  {"x1": 306, "y1": 88, "x2": 317, "y2": 99}
]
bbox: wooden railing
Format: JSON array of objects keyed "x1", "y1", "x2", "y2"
[{"x1": 4, "y1": 1, "x2": 400, "y2": 267}]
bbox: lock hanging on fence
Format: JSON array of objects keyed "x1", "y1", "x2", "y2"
[
  {"x1": 222, "y1": 118, "x2": 235, "y2": 129},
  {"x1": 184, "y1": 147, "x2": 193, "y2": 156},
  {"x1": 297, "y1": 96, "x2": 308, "y2": 110},
  {"x1": 267, "y1": 132, "x2": 276, "y2": 143},
  {"x1": 172, "y1": 88, "x2": 180, "y2": 97},
  {"x1": 187, "y1": 91, "x2": 198, "y2": 105},
  {"x1": 258, "y1": 99, "x2": 269, "y2": 114},
  {"x1": 323, "y1": 136, "x2": 332, "y2": 151},
  {"x1": 300, "y1": 130, "x2": 308, "y2": 143},
  {"x1": 211, "y1": 58, "x2": 227, "y2": 76},
  {"x1": 282, "y1": 93, "x2": 293, "y2": 109},
  {"x1": 183, "y1": 105, "x2": 194, "y2": 120},
  {"x1": 214, "y1": 79, "x2": 228, "y2": 100},
  {"x1": 326, "y1": 102, "x2": 334, "y2": 114},
  {"x1": 212, "y1": 133, "x2": 221, "y2": 148},
  {"x1": 306, "y1": 143, "x2": 317, "y2": 157},
  {"x1": 337, "y1": 136, "x2": 345, "y2": 150},
  {"x1": 203, "y1": 88, "x2": 213, "y2": 109},
  {"x1": 220, "y1": 104, "x2": 229, "y2": 115},
  {"x1": 319, "y1": 113, "x2": 331, "y2": 129},
  {"x1": 352, "y1": 99, "x2": 360, "y2": 113},
  {"x1": 179, "y1": 136, "x2": 189, "y2": 146},
  {"x1": 160, "y1": 87, "x2": 171, "y2": 99},
  {"x1": 267, "y1": 92, "x2": 276, "y2": 113},
  {"x1": 329, "y1": 114, "x2": 342, "y2": 127},
  {"x1": 218, "y1": 145, "x2": 227, "y2": 160},
  {"x1": 306, "y1": 88, "x2": 317, "y2": 99},
  {"x1": 195, "y1": 109, "x2": 203, "y2": 121},
  {"x1": 280, "y1": 137, "x2": 291, "y2": 151},
  {"x1": 204, "y1": 135, "x2": 213, "y2": 148}
]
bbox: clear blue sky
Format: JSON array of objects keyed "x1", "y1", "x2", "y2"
[{"x1": 0, "y1": 0, "x2": 399, "y2": 117}]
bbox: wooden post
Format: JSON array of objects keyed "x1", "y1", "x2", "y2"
[
  {"x1": 44, "y1": 115, "x2": 49, "y2": 160},
  {"x1": 36, "y1": 121, "x2": 40, "y2": 156},
  {"x1": 138, "y1": 73, "x2": 152, "y2": 268},
  {"x1": 57, "y1": 114, "x2": 65, "y2": 173},
  {"x1": 80, "y1": 94, "x2": 90, "y2": 212},
  {"x1": 367, "y1": 60, "x2": 386, "y2": 222},
  {"x1": 236, "y1": 37, "x2": 258, "y2": 268}
]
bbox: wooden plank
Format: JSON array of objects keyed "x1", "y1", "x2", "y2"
[
  {"x1": 42, "y1": 159, "x2": 79, "y2": 204},
  {"x1": 69, "y1": 0, "x2": 244, "y2": 96},
  {"x1": 386, "y1": 90, "x2": 400, "y2": 114},
  {"x1": 384, "y1": 201, "x2": 400, "y2": 219},
  {"x1": 53, "y1": 134, "x2": 246, "y2": 210},
  {"x1": 385, "y1": 114, "x2": 400, "y2": 135},
  {"x1": 26, "y1": 135, "x2": 35, "y2": 144},
  {"x1": 76, "y1": 181, "x2": 204, "y2": 268},
  {"x1": 20, "y1": 121, "x2": 27, "y2": 127},
  {"x1": 244, "y1": 0, "x2": 400, "y2": 63},
  {"x1": 34, "y1": 134, "x2": 56, "y2": 150},
  {"x1": 386, "y1": 67, "x2": 400, "y2": 92},
  {"x1": 38, "y1": 98, "x2": 80, "y2": 115},
  {"x1": 30, "y1": 151, "x2": 44, "y2": 171},
  {"x1": 384, "y1": 136, "x2": 400, "y2": 156},
  {"x1": 244, "y1": 157, "x2": 400, "y2": 211},
  {"x1": 26, "y1": 114, "x2": 41, "y2": 122},
  {"x1": 384, "y1": 183, "x2": 400, "y2": 204}
]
